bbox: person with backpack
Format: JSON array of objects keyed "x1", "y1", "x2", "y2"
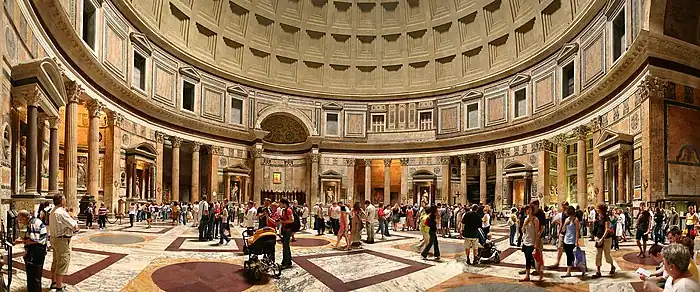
[{"x1": 279, "y1": 199, "x2": 295, "y2": 269}]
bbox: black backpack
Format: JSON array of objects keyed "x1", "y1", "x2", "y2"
[{"x1": 289, "y1": 207, "x2": 301, "y2": 232}]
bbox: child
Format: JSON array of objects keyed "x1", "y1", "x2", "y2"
[{"x1": 639, "y1": 244, "x2": 666, "y2": 288}]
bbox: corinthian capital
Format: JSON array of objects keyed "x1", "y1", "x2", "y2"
[
  {"x1": 252, "y1": 147, "x2": 263, "y2": 159},
  {"x1": 309, "y1": 153, "x2": 320, "y2": 163},
  {"x1": 345, "y1": 158, "x2": 356, "y2": 166},
  {"x1": 572, "y1": 125, "x2": 590, "y2": 140},
  {"x1": 639, "y1": 76, "x2": 667, "y2": 101},
  {"x1": 364, "y1": 159, "x2": 372, "y2": 167},
  {"x1": 154, "y1": 131, "x2": 165, "y2": 143},
  {"x1": 383, "y1": 158, "x2": 392, "y2": 167},
  {"x1": 209, "y1": 145, "x2": 221, "y2": 155},
  {"x1": 107, "y1": 111, "x2": 124, "y2": 127},
  {"x1": 552, "y1": 133, "x2": 568, "y2": 147},
  {"x1": 170, "y1": 136, "x2": 183, "y2": 148},
  {"x1": 85, "y1": 99, "x2": 104, "y2": 118},
  {"x1": 478, "y1": 152, "x2": 488, "y2": 161},
  {"x1": 439, "y1": 156, "x2": 450, "y2": 165},
  {"x1": 64, "y1": 80, "x2": 84, "y2": 104},
  {"x1": 399, "y1": 158, "x2": 409, "y2": 166},
  {"x1": 191, "y1": 141, "x2": 202, "y2": 152}
]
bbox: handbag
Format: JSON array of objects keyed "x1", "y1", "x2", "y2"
[
  {"x1": 573, "y1": 247, "x2": 587, "y2": 271},
  {"x1": 595, "y1": 240, "x2": 604, "y2": 248},
  {"x1": 691, "y1": 229, "x2": 697, "y2": 237}
]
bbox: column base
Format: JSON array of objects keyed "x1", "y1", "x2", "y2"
[{"x1": 11, "y1": 192, "x2": 49, "y2": 214}]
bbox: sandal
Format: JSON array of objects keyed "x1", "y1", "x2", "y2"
[
  {"x1": 592, "y1": 272, "x2": 602, "y2": 279},
  {"x1": 519, "y1": 278, "x2": 531, "y2": 282},
  {"x1": 561, "y1": 274, "x2": 573, "y2": 278},
  {"x1": 610, "y1": 266, "x2": 616, "y2": 275}
]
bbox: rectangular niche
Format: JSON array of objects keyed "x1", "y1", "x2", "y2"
[
  {"x1": 436, "y1": 55, "x2": 457, "y2": 82},
  {"x1": 356, "y1": 35, "x2": 377, "y2": 60},
  {"x1": 329, "y1": 64, "x2": 350, "y2": 88},
  {"x1": 302, "y1": 61, "x2": 324, "y2": 86},
  {"x1": 355, "y1": 66, "x2": 376, "y2": 89},
  {"x1": 408, "y1": 29, "x2": 428, "y2": 57},
  {"x1": 308, "y1": 0, "x2": 328, "y2": 25},
  {"x1": 222, "y1": 38, "x2": 243, "y2": 70},
  {"x1": 381, "y1": 2, "x2": 400, "y2": 29},
  {"x1": 462, "y1": 46, "x2": 483, "y2": 76},
  {"x1": 247, "y1": 48, "x2": 271, "y2": 77},
  {"x1": 250, "y1": 14, "x2": 274, "y2": 47},
  {"x1": 332, "y1": 1, "x2": 352, "y2": 28},
  {"x1": 331, "y1": 34, "x2": 351, "y2": 59},
  {"x1": 226, "y1": 1, "x2": 248, "y2": 37},
  {"x1": 304, "y1": 30, "x2": 326, "y2": 57},
  {"x1": 488, "y1": 34, "x2": 510, "y2": 68},
  {"x1": 409, "y1": 61, "x2": 431, "y2": 86},
  {"x1": 458, "y1": 12, "x2": 479, "y2": 45},
  {"x1": 432, "y1": 22, "x2": 454, "y2": 53},
  {"x1": 277, "y1": 23, "x2": 300, "y2": 53},
  {"x1": 382, "y1": 34, "x2": 402, "y2": 59},
  {"x1": 275, "y1": 55, "x2": 298, "y2": 83},
  {"x1": 357, "y1": 3, "x2": 376, "y2": 29},
  {"x1": 515, "y1": 18, "x2": 536, "y2": 57},
  {"x1": 382, "y1": 65, "x2": 404, "y2": 88}
]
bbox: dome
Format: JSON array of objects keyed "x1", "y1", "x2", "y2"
[{"x1": 120, "y1": 0, "x2": 601, "y2": 99}]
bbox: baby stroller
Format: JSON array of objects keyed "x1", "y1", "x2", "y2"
[
  {"x1": 475, "y1": 229, "x2": 501, "y2": 264},
  {"x1": 242, "y1": 227, "x2": 281, "y2": 281}
]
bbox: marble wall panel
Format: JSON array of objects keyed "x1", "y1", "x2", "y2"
[
  {"x1": 439, "y1": 104, "x2": 459, "y2": 134},
  {"x1": 534, "y1": 73, "x2": 555, "y2": 112},
  {"x1": 152, "y1": 60, "x2": 177, "y2": 106},
  {"x1": 486, "y1": 94, "x2": 506, "y2": 125},
  {"x1": 581, "y1": 30, "x2": 605, "y2": 88},
  {"x1": 103, "y1": 18, "x2": 127, "y2": 79},
  {"x1": 201, "y1": 85, "x2": 225, "y2": 122},
  {"x1": 345, "y1": 112, "x2": 366, "y2": 137},
  {"x1": 666, "y1": 103, "x2": 700, "y2": 196}
]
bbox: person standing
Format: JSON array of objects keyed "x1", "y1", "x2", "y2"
[
  {"x1": 330, "y1": 202, "x2": 341, "y2": 236},
  {"x1": 192, "y1": 201, "x2": 200, "y2": 228},
  {"x1": 561, "y1": 206, "x2": 583, "y2": 277},
  {"x1": 181, "y1": 202, "x2": 189, "y2": 225},
  {"x1": 49, "y1": 195, "x2": 79, "y2": 292},
  {"x1": 314, "y1": 202, "x2": 325, "y2": 235},
  {"x1": 668, "y1": 207, "x2": 680, "y2": 228},
  {"x1": 85, "y1": 203, "x2": 94, "y2": 229},
  {"x1": 593, "y1": 204, "x2": 615, "y2": 278},
  {"x1": 421, "y1": 206, "x2": 440, "y2": 261},
  {"x1": 199, "y1": 195, "x2": 210, "y2": 241},
  {"x1": 16, "y1": 210, "x2": 47, "y2": 292},
  {"x1": 588, "y1": 206, "x2": 597, "y2": 240},
  {"x1": 654, "y1": 207, "x2": 666, "y2": 244},
  {"x1": 550, "y1": 202, "x2": 570, "y2": 268},
  {"x1": 301, "y1": 203, "x2": 309, "y2": 230},
  {"x1": 377, "y1": 203, "x2": 387, "y2": 240},
  {"x1": 637, "y1": 202, "x2": 652, "y2": 257},
  {"x1": 365, "y1": 200, "x2": 377, "y2": 244},
  {"x1": 520, "y1": 205, "x2": 541, "y2": 282},
  {"x1": 508, "y1": 207, "x2": 519, "y2": 246},
  {"x1": 244, "y1": 201, "x2": 257, "y2": 229},
  {"x1": 219, "y1": 205, "x2": 231, "y2": 245},
  {"x1": 482, "y1": 205, "x2": 492, "y2": 238},
  {"x1": 98, "y1": 203, "x2": 108, "y2": 230},
  {"x1": 462, "y1": 204, "x2": 482, "y2": 265},
  {"x1": 351, "y1": 202, "x2": 365, "y2": 247},
  {"x1": 334, "y1": 205, "x2": 351, "y2": 250},
  {"x1": 128, "y1": 203, "x2": 136, "y2": 227},
  {"x1": 279, "y1": 199, "x2": 295, "y2": 269}
]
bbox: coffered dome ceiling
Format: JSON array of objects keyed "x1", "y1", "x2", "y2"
[{"x1": 119, "y1": 0, "x2": 600, "y2": 99}]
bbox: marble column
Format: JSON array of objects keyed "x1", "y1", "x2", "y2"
[
  {"x1": 479, "y1": 152, "x2": 487, "y2": 205},
  {"x1": 47, "y1": 117, "x2": 60, "y2": 194},
  {"x1": 224, "y1": 174, "x2": 231, "y2": 202},
  {"x1": 191, "y1": 142, "x2": 201, "y2": 203},
  {"x1": 440, "y1": 156, "x2": 450, "y2": 204},
  {"x1": 309, "y1": 151, "x2": 320, "y2": 204},
  {"x1": 524, "y1": 173, "x2": 532, "y2": 203},
  {"x1": 536, "y1": 139, "x2": 552, "y2": 206},
  {"x1": 130, "y1": 161, "x2": 137, "y2": 199},
  {"x1": 364, "y1": 159, "x2": 372, "y2": 203},
  {"x1": 24, "y1": 98, "x2": 39, "y2": 193},
  {"x1": 36, "y1": 117, "x2": 45, "y2": 193},
  {"x1": 155, "y1": 132, "x2": 165, "y2": 203},
  {"x1": 591, "y1": 120, "x2": 604, "y2": 205},
  {"x1": 618, "y1": 150, "x2": 627, "y2": 204},
  {"x1": 346, "y1": 159, "x2": 355, "y2": 202},
  {"x1": 506, "y1": 176, "x2": 514, "y2": 207},
  {"x1": 104, "y1": 112, "x2": 122, "y2": 214},
  {"x1": 64, "y1": 82, "x2": 82, "y2": 210},
  {"x1": 383, "y1": 158, "x2": 391, "y2": 205},
  {"x1": 459, "y1": 155, "x2": 468, "y2": 206},
  {"x1": 10, "y1": 102, "x2": 20, "y2": 194},
  {"x1": 143, "y1": 167, "x2": 149, "y2": 200},
  {"x1": 554, "y1": 134, "x2": 568, "y2": 204},
  {"x1": 574, "y1": 125, "x2": 589, "y2": 209},
  {"x1": 86, "y1": 99, "x2": 103, "y2": 200},
  {"x1": 150, "y1": 165, "x2": 156, "y2": 200},
  {"x1": 170, "y1": 136, "x2": 182, "y2": 202},
  {"x1": 400, "y1": 158, "x2": 409, "y2": 204},
  {"x1": 495, "y1": 150, "x2": 504, "y2": 211},
  {"x1": 284, "y1": 159, "x2": 293, "y2": 191},
  {"x1": 253, "y1": 145, "x2": 264, "y2": 205},
  {"x1": 209, "y1": 146, "x2": 220, "y2": 199}
]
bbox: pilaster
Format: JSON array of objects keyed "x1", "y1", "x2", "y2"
[{"x1": 63, "y1": 81, "x2": 82, "y2": 210}]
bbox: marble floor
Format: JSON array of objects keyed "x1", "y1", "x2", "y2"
[{"x1": 3, "y1": 220, "x2": 658, "y2": 291}]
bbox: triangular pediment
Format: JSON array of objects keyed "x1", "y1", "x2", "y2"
[
  {"x1": 179, "y1": 67, "x2": 201, "y2": 83},
  {"x1": 595, "y1": 129, "x2": 633, "y2": 148},
  {"x1": 322, "y1": 102, "x2": 344, "y2": 110},
  {"x1": 227, "y1": 84, "x2": 249, "y2": 96},
  {"x1": 320, "y1": 170, "x2": 342, "y2": 177},
  {"x1": 461, "y1": 90, "x2": 483, "y2": 101},
  {"x1": 129, "y1": 32, "x2": 153, "y2": 55},
  {"x1": 223, "y1": 163, "x2": 251, "y2": 174},
  {"x1": 508, "y1": 74, "x2": 531, "y2": 88},
  {"x1": 604, "y1": 0, "x2": 625, "y2": 18},
  {"x1": 556, "y1": 43, "x2": 579, "y2": 64}
]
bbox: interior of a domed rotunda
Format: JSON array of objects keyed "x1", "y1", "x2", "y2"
[{"x1": 1, "y1": 0, "x2": 700, "y2": 291}]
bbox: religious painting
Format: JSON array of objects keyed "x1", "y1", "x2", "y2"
[
  {"x1": 568, "y1": 175, "x2": 577, "y2": 204},
  {"x1": 633, "y1": 160, "x2": 642, "y2": 188},
  {"x1": 272, "y1": 172, "x2": 281, "y2": 184}
]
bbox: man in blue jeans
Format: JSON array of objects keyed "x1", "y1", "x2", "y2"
[{"x1": 279, "y1": 199, "x2": 294, "y2": 269}]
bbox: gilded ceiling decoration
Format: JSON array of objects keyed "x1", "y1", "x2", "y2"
[{"x1": 260, "y1": 114, "x2": 309, "y2": 144}]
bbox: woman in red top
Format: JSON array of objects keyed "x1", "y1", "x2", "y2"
[
  {"x1": 333, "y1": 205, "x2": 351, "y2": 250},
  {"x1": 407, "y1": 208, "x2": 415, "y2": 231}
]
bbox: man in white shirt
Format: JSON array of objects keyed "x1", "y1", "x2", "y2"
[
  {"x1": 312, "y1": 203, "x2": 320, "y2": 233},
  {"x1": 198, "y1": 195, "x2": 210, "y2": 241},
  {"x1": 364, "y1": 200, "x2": 377, "y2": 244},
  {"x1": 301, "y1": 203, "x2": 310, "y2": 230},
  {"x1": 244, "y1": 202, "x2": 257, "y2": 229},
  {"x1": 49, "y1": 195, "x2": 79, "y2": 292},
  {"x1": 330, "y1": 202, "x2": 341, "y2": 235},
  {"x1": 192, "y1": 202, "x2": 200, "y2": 227},
  {"x1": 588, "y1": 207, "x2": 597, "y2": 240}
]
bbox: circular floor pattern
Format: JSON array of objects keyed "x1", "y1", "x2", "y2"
[
  {"x1": 622, "y1": 252, "x2": 662, "y2": 266},
  {"x1": 89, "y1": 234, "x2": 146, "y2": 245},
  {"x1": 291, "y1": 237, "x2": 331, "y2": 247},
  {"x1": 445, "y1": 283, "x2": 546, "y2": 292},
  {"x1": 151, "y1": 262, "x2": 253, "y2": 292}
]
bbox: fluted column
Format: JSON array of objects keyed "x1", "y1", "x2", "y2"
[
  {"x1": 130, "y1": 161, "x2": 137, "y2": 198},
  {"x1": 191, "y1": 142, "x2": 201, "y2": 202},
  {"x1": 524, "y1": 173, "x2": 532, "y2": 203},
  {"x1": 591, "y1": 120, "x2": 604, "y2": 205},
  {"x1": 506, "y1": 176, "x2": 514, "y2": 207},
  {"x1": 309, "y1": 151, "x2": 320, "y2": 204},
  {"x1": 86, "y1": 99, "x2": 103, "y2": 200},
  {"x1": 64, "y1": 82, "x2": 82, "y2": 210},
  {"x1": 47, "y1": 117, "x2": 60, "y2": 194},
  {"x1": 554, "y1": 134, "x2": 568, "y2": 204},
  {"x1": 170, "y1": 136, "x2": 182, "y2": 202},
  {"x1": 346, "y1": 159, "x2": 355, "y2": 202},
  {"x1": 104, "y1": 112, "x2": 123, "y2": 214},
  {"x1": 495, "y1": 150, "x2": 504, "y2": 210},
  {"x1": 400, "y1": 158, "x2": 409, "y2": 204},
  {"x1": 536, "y1": 139, "x2": 552, "y2": 206},
  {"x1": 458, "y1": 155, "x2": 468, "y2": 206},
  {"x1": 618, "y1": 150, "x2": 628, "y2": 204},
  {"x1": 36, "y1": 117, "x2": 45, "y2": 193},
  {"x1": 209, "y1": 146, "x2": 220, "y2": 199},
  {"x1": 383, "y1": 158, "x2": 391, "y2": 205},
  {"x1": 24, "y1": 93, "x2": 39, "y2": 193},
  {"x1": 364, "y1": 159, "x2": 372, "y2": 203},
  {"x1": 253, "y1": 145, "x2": 264, "y2": 204},
  {"x1": 574, "y1": 125, "x2": 589, "y2": 209},
  {"x1": 479, "y1": 152, "x2": 488, "y2": 205},
  {"x1": 150, "y1": 165, "x2": 156, "y2": 200},
  {"x1": 225, "y1": 174, "x2": 232, "y2": 201},
  {"x1": 440, "y1": 156, "x2": 450, "y2": 204},
  {"x1": 155, "y1": 132, "x2": 165, "y2": 203}
]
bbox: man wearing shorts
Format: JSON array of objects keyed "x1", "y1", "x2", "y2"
[
  {"x1": 461, "y1": 204, "x2": 482, "y2": 265},
  {"x1": 49, "y1": 195, "x2": 79, "y2": 292},
  {"x1": 636, "y1": 202, "x2": 652, "y2": 257}
]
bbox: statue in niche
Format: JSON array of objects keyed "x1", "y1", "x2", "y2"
[
  {"x1": 326, "y1": 187, "x2": 335, "y2": 203},
  {"x1": 232, "y1": 182, "x2": 239, "y2": 201},
  {"x1": 2, "y1": 128, "x2": 10, "y2": 162},
  {"x1": 422, "y1": 189, "x2": 429, "y2": 204},
  {"x1": 77, "y1": 165, "x2": 86, "y2": 189},
  {"x1": 134, "y1": 175, "x2": 141, "y2": 198}
]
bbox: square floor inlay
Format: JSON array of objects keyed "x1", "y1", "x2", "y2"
[
  {"x1": 165, "y1": 237, "x2": 244, "y2": 252},
  {"x1": 294, "y1": 249, "x2": 431, "y2": 292},
  {"x1": 114, "y1": 225, "x2": 174, "y2": 234}
]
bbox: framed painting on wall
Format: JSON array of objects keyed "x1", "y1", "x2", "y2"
[{"x1": 273, "y1": 172, "x2": 281, "y2": 184}]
